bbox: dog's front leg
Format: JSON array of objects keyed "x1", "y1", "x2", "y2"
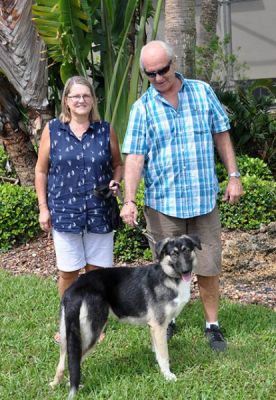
[{"x1": 150, "y1": 324, "x2": 177, "y2": 381}]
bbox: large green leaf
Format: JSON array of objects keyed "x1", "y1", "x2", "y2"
[{"x1": 32, "y1": 0, "x2": 92, "y2": 81}]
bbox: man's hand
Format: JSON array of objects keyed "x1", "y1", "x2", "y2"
[
  {"x1": 120, "y1": 201, "x2": 138, "y2": 226},
  {"x1": 223, "y1": 178, "x2": 243, "y2": 204}
]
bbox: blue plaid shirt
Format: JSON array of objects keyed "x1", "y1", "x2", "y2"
[{"x1": 122, "y1": 74, "x2": 230, "y2": 218}]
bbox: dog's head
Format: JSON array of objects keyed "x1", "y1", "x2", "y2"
[{"x1": 155, "y1": 235, "x2": 202, "y2": 281}]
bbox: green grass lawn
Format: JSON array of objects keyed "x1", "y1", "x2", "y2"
[{"x1": 0, "y1": 269, "x2": 275, "y2": 400}]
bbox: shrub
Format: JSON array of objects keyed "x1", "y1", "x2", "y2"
[
  {"x1": 216, "y1": 88, "x2": 276, "y2": 175},
  {"x1": 218, "y1": 176, "x2": 276, "y2": 230},
  {"x1": 0, "y1": 184, "x2": 40, "y2": 251},
  {"x1": 0, "y1": 145, "x2": 16, "y2": 178},
  {"x1": 114, "y1": 181, "x2": 151, "y2": 263},
  {"x1": 216, "y1": 155, "x2": 274, "y2": 183}
]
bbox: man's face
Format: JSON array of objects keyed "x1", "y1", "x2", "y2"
[{"x1": 142, "y1": 51, "x2": 176, "y2": 94}]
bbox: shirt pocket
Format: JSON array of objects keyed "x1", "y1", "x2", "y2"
[{"x1": 194, "y1": 107, "x2": 211, "y2": 133}]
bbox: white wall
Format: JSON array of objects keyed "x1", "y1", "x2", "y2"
[
  {"x1": 223, "y1": 0, "x2": 276, "y2": 79},
  {"x1": 152, "y1": 0, "x2": 276, "y2": 80}
]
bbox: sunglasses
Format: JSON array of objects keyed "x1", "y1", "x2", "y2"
[{"x1": 144, "y1": 60, "x2": 172, "y2": 78}]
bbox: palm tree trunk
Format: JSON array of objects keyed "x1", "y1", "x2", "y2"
[
  {"x1": 197, "y1": 0, "x2": 219, "y2": 82},
  {"x1": 0, "y1": 0, "x2": 48, "y2": 109},
  {"x1": 0, "y1": 77, "x2": 37, "y2": 187},
  {"x1": 0, "y1": 0, "x2": 50, "y2": 186},
  {"x1": 165, "y1": 0, "x2": 196, "y2": 78}
]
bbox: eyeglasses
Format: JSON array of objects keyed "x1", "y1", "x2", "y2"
[
  {"x1": 67, "y1": 94, "x2": 92, "y2": 102},
  {"x1": 144, "y1": 60, "x2": 172, "y2": 78}
]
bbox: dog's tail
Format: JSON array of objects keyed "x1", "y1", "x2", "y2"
[{"x1": 66, "y1": 306, "x2": 82, "y2": 398}]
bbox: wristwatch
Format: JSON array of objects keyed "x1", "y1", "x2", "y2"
[{"x1": 229, "y1": 171, "x2": 241, "y2": 178}]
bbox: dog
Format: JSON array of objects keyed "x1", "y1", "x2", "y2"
[{"x1": 50, "y1": 234, "x2": 201, "y2": 399}]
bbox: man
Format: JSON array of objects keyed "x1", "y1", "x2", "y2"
[{"x1": 120, "y1": 40, "x2": 243, "y2": 351}]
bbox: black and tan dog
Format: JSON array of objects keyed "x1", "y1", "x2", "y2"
[{"x1": 50, "y1": 234, "x2": 201, "y2": 399}]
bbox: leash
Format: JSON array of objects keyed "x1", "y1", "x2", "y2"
[
  {"x1": 134, "y1": 221, "x2": 157, "y2": 245},
  {"x1": 93, "y1": 184, "x2": 156, "y2": 245}
]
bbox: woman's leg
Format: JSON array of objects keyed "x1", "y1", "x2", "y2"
[
  {"x1": 85, "y1": 264, "x2": 100, "y2": 272},
  {"x1": 58, "y1": 270, "x2": 80, "y2": 297}
]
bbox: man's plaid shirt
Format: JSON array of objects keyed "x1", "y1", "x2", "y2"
[{"x1": 122, "y1": 74, "x2": 230, "y2": 218}]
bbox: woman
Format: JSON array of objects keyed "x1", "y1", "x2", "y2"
[{"x1": 35, "y1": 76, "x2": 123, "y2": 342}]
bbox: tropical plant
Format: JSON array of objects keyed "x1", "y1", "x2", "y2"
[
  {"x1": 217, "y1": 88, "x2": 276, "y2": 174},
  {"x1": 32, "y1": 0, "x2": 163, "y2": 143},
  {"x1": 196, "y1": 35, "x2": 249, "y2": 89}
]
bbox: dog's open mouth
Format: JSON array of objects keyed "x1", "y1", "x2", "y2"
[{"x1": 181, "y1": 272, "x2": 192, "y2": 282}]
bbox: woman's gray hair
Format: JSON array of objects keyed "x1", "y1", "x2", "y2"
[
  {"x1": 140, "y1": 40, "x2": 175, "y2": 71},
  {"x1": 59, "y1": 76, "x2": 101, "y2": 123}
]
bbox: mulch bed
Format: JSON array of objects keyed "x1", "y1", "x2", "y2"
[{"x1": 1, "y1": 232, "x2": 275, "y2": 311}]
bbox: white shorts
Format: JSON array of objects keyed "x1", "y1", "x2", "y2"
[{"x1": 52, "y1": 229, "x2": 114, "y2": 272}]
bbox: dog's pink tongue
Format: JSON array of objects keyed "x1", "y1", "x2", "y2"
[{"x1": 182, "y1": 272, "x2": 192, "y2": 282}]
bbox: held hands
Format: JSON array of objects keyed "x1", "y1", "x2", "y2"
[{"x1": 223, "y1": 178, "x2": 244, "y2": 204}]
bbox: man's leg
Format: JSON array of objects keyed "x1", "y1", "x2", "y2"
[
  {"x1": 189, "y1": 207, "x2": 227, "y2": 351},
  {"x1": 197, "y1": 275, "x2": 219, "y2": 323}
]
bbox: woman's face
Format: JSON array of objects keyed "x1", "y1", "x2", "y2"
[{"x1": 66, "y1": 83, "x2": 93, "y2": 118}]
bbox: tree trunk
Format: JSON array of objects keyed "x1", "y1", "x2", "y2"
[
  {"x1": 0, "y1": 0, "x2": 48, "y2": 109},
  {"x1": 0, "y1": 77, "x2": 37, "y2": 187},
  {"x1": 197, "y1": 0, "x2": 219, "y2": 82},
  {"x1": 165, "y1": 0, "x2": 196, "y2": 78},
  {"x1": 0, "y1": 0, "x2": 51, "y2": 186}
]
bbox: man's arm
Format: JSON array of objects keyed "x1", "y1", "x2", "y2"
[
  {"x1": 213, "y1": 131, "x2": 243, "y2": 204},
  {"x1": 120, "y1": 154, "x2": 144, "y2": 226}
]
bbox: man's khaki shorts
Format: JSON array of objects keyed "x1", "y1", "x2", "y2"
[{"x1": 144, "y1": 206, "x2": 222, "y2": 277}]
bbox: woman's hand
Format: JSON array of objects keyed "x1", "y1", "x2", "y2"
[
  {"x1": 109, "y1": 180, "x2": 121, "y2": 197},
  {"x1": 39, "y1": 205, "x2": 52, "y2": 232}
]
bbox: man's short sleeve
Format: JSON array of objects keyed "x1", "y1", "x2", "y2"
[
  {"x1": 206, "y1": 85, "x2": 231, "y2": 133},
  {"x1": 122, "y1": 101, "x2": 148, "y2": 154}
]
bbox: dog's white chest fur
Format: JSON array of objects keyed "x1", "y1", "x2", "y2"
[{"x1": 166, "y1": 279, "x2": 191, "y2": 318}]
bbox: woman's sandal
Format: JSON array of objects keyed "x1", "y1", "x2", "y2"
[{"x1": 54, "y1": 332, "x2": 60, "y2": 345}]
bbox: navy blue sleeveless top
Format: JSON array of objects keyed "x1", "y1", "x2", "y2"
[{"x1": 47, "y1": 119, "x2": 114, "y2": 234}]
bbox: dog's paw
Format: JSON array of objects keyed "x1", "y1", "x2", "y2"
[
  {"x1": 164, "y1": 371, "x2": 177, "y2": 381},
  {"x1": 49, "y1": 380, "x2": 57, "y2": 389}
]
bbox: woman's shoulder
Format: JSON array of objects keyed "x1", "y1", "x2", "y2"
[
  {"x1": 49, "y1": 118, "x2": 69, "y2": 132},
  {"x1": 49, "y1": 118, "x2": 63, "y2": 128},
  {"x1": 91, "y1": 120, "x2": 110, "y2": 132}
]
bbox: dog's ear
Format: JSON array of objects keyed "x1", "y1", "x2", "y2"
[
  {"x1": 188, "y1": 234, "x2": 202, "y2": 250},
  {"x1": 180, "y1": 234, "x2": 202, "y2": 250},
  {"x1": 155, "y1": 237, "x2": 170, "y2": 259}
]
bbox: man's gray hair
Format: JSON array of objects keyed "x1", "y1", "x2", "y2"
[{"x1": 140, "y1": 40, "x2": 175, "y2": 71}]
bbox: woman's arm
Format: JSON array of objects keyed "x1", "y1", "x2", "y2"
[
  {"x1": 109, "y1": 126, "x2": 124, "y2": 192},
  {"x1": 35, "y1": 123, "x2": 52, "y2": 231}
]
